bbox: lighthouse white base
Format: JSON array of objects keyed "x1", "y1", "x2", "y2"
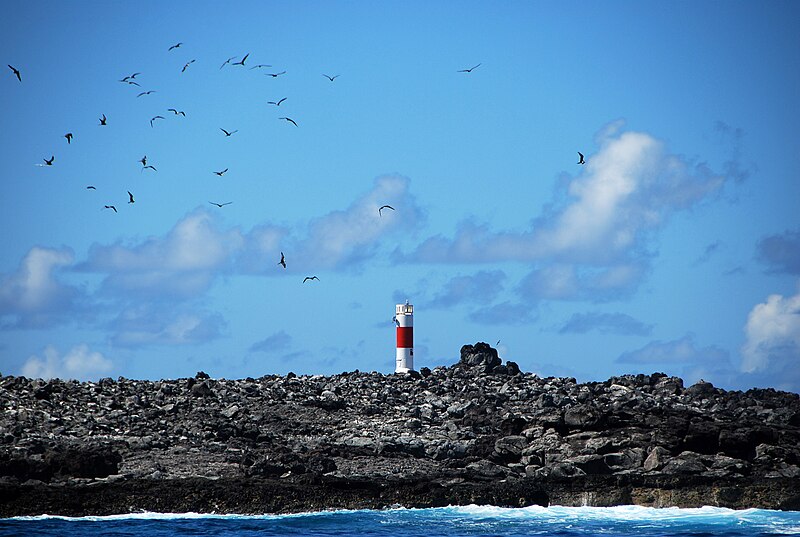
[{"x1": 395, "y1": 348, "x2": 414, "y2": 373}]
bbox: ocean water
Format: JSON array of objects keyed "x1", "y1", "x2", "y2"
[{"x1": 2, "y1": 505, "x2": 800, "y2": 537}]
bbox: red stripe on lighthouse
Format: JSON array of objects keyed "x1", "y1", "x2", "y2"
[{"x1": 396, "y1": 327, "x2": 413, "y2": 348}]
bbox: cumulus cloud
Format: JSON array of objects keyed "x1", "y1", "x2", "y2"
[
  {"x1": 250, "y1": 330, "x2": 293, "y2": 354},
  {"x1": 467, "y1": 301, "x2": 537, "y2": 325},
  {"x1": 518, "y1": 263, "x2": 647, "y2": 302},
  {"x1": 279, "y1": 174, "x2": 424, "y2": 272},
  {"x1": 400, "y1": 124, "x2": 725, "y2": 266},
  {"x1": 559, "y1": 311, "x2": 653, "y2": 336},
  {"x1": 0, "y1": 246, "x2": 83, "y2": 328},
  {"x1": 109, "y1": 305, "x2": 227, "y2": 348},
  {"x1": 21, "y1": 344, "x2": 113, "y2": 380},
  {"x1": 741, "y1": 285, "x2": 800, "y2": 374},
  {"x1": 617, "y1": 334, "x2": 729, "y2": 365},
  {"x1": 756, "y1": 230, "x2": 800, "y2": 275},
  {"x1": 427, "y1": 270, "x2": 506, "y2": 308},
  {"x1": 81, "y1": 209, "x2": 244, "y2": 299}
]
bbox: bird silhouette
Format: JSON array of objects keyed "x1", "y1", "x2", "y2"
[
  {"x1": 278, "y1": 252, "x2": 286, "y2": 268},
  {"x1": 379, "y1": 205, "x2": 395, "y2": 216},
  {"x1": 303, "y1": 276, "x2": 319, "y2": 283},
  {"x1": 458, "y1": 63, "x2": 481, "y2": 73},
  {"x1": 99, "y1": 114, "x2": 107, "y2": 126},
  {"x1": 168, "y1": 42, "x2": 183, "y2": 51},
  {"x1": 64, "y1": 133, "x2": 73, "y2": 144},
  {"x1": 104, "y1": 205, "x2": 117, "y2": 213},
  {"x1": 142, "y1": 165, "x2": 157, "y2": 172},
  {"x1": 232, "y1": 53, "x2": 249, "y2": 66},
  {"x1": 181, "y1": 59, "x2": 195, "y2": 73},
  {"x1": 220, "y1": 56, "x2": 236, "y2": 69},
  {"x1": 150, "y1": 115, "x2": 165, "y2": 127},
  {"x1": 137, "y1": 90, "x2": 156, "y2": 97},
  {"x1": 86, "y1": 185, "x2": 96, "y2": 190},
  {"x1": 127, "y1": 191, "x2": 135, "y2": 204},
  {"x1": 267, "y1": 97, "x2": 287, "y2": 106},
  {"x1": 279, "y1": 117, "x2": 298, "y2": 127},
  {"x1": 322, "y1": 74, "x2": 339, "y2": 81},
  {"x1": 209, "y1": 201, "x2": 232, "y2": 208},
  {"x1": 220, "y1": 128, "x2": 238, "y2": 137},
  {"x1": 8, "y1": 64, "x2": 21, "y2": 81},
  {"x1": 139, "y1": 156, "x2": 147, "y2": 167},
  {"x1": 249, "y1": 64, "x2": 272, "y2": 70},
  {"x1": 265, "y1": 71, "x2": 286, "y2": 78},
  {"x1": 578, "y1": 152, "x2": 585, "y2": 165},
  {"x1": 167, "y1": 108, "x2": 186, "y2": 116},
  {"x1": 43, "y1": 156, "x2": 54, "y2": 166},
  {"x1": 120, "y1": 72, "x2": 140, "y2": 82},
  {"x1": 213, "y1": 168, "x2": 228, "y2": 176}
]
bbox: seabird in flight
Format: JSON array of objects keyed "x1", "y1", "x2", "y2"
[
  {"x1": 303, "y1": 276, "x2": 319, "y2": 283},
  {"x1": 220, "y1": 128, "x2": 238, "y2": 137},
  {"x1": 578, "y1": 152, "x2": 585, "y2": 165},
  {"x1": 458, "y1": 63, "x2": 481, "y2": 73},
  {"x1": 278, "y1": 252, "x2": 286, "y2": 268},
  {"x1": 378, "y1": 205, "x2": 395, "y2": 216},
  {"x1": 209, "y1": 201, "x2": 232, "y2": 208},
  {"x1": 279, "y1": 117, "x2": 297, "y2": 127},
  {"x1": 8, "y1": 64, "x2": 21, "y2": 81}
]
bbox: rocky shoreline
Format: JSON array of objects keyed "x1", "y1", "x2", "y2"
[{"x1": 2, "y1": 343, "x2": 800, "y2": 516}]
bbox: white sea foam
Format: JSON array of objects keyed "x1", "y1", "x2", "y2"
[{"x1": 10, "y1": 504, "x2": 800, "y2": 532}]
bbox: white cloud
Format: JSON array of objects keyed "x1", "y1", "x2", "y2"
[
  {"x1": 289, "y1": 174, "x2": 424, "y2": 271},
  {"x1": 21, "y1": 344, "x2": 113, "y2": 380},
  {"x1": 617, "y1": 334, "x2": 729, "y2": 365},
  {"x1": 82, "y1": 209, "x2": 244, "y2": 298},
  {"x1": 741, "y1": 285, "x2": 800, "y2": 373},
  {"x1": 109, "y1": 305, "x2": 227, "y2": 348},
  {"x1": 0, "y1": 246, "x2": 82, "y2": 328},
  {"x1": 401, "y1": 124, "x2": 725, "y2": 266}
]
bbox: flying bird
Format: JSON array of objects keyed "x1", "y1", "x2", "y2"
[
  {"x1": 322, "y1": 74, "x2": 339, "y2": 81},
  {"x1": 249, "y1": 64, "x2": 272, "y2": 70},
  {"x1": 43, "y1": 156, "x2": 54, "y2": 166},
  {"x1": 279, "y1": 117, "x2": 297, "y2": 127},
  {"x1": 303, "y1": 276, "x2": 319, "y2": 283},
  {"x1": 64, "y1": 133, "x2": 73, "y2": 144},
  {"x1": 167, "y1": 108, "x2": 186, "y2": 116},
  {"x1": 267, "y1": 97, "x2": 287, "y2": 106},
  {"x1": 86, "y1": 185, "x2": 96, "y2": 190},
  {"x1": 378, "y1": 204, "x2": 395, "y2": 216},
  {"x1": 278, "y1": 252, "x2": 286, "y2": 269},
  {"x1": 142, "y1": 165, "x2": 157, "y2": 172},
  {"x1": 220, "y1": 56, "x2": 236, "y2": 69},
  {"x1": 150, "y1": 115, "x2": 165, "y2": 127},
  {"x1": 458, "y1": 63, "x2": 481, "y2": 73},
  {"x1": 8, "y1": 64, "x2": 21, "y2": 81},
  {"x1": 168, "y1": 42, "x2": 183, "y2": 51},
  {"x1": 209, "y1": 201, "x2": 232, "y2": 208},
  {"x1": 232, "y1": 53, "x2": 249, "y2": 66},
  {"x1": 220, "y1": 128, "x2": 238, "y2": 137},
  {"x1": 127, "y1": 191, "x2": 135, "y2": 204},
  {"x1": 99, "y1": 114, "x2": 107, "y2": 126},
  {"x1": 265, "y1": 71, "x2": 286, "y2": 78},
  {"x1": 139, "y1": 155, "x2": 147, "y2": 166},
  {"x1": 137, "y1": 90, "x2": 156, "y2": 97},
  {"x1": 578, "y1": 152, "x2": 585, "y2": 165},
  {"x1": 120, "y1": 72, "x2": 140, "y2": 82},
  {"x1": 213, "y1": 168, "x2": 228, "y2": 176},
  {"x1": 104, "y1": 205, "x2": 117, "y2": 213},
  {"x1": 181, "y1": 59, "x2": 195, "y2": 73}
]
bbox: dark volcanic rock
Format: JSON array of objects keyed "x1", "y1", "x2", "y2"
[{"x1": 1, "y1": 341, "x2": 799, "y2": 516}]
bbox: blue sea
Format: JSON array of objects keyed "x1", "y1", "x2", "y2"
[{"x1": 2, "y1": 505, "x2": 800, "y2": 536}]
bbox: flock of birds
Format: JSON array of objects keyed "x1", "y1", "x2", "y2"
[{"x1": 7, "y1": 52, "x2": 586, "y2": 286}]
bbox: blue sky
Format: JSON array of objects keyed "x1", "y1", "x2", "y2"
[{"x1": 2, "y1": 1, "x2": 799, "y2": 392}]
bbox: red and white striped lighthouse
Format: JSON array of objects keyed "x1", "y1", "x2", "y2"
[{"x1": 395, "y1": 302, "x2": 414, "y2": 373}]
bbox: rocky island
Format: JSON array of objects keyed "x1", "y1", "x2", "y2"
[{"x1": 2, "y1": 342, "x2": 800, "y2": 516}]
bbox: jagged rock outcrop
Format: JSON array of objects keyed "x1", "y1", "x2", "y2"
[{"x1": 1, "y1": 343, "x2": 800, "y2": 516}]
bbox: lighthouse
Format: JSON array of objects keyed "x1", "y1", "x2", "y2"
[{"x1": 395, "y1": 302, "x2": 414, "y2": 373}]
